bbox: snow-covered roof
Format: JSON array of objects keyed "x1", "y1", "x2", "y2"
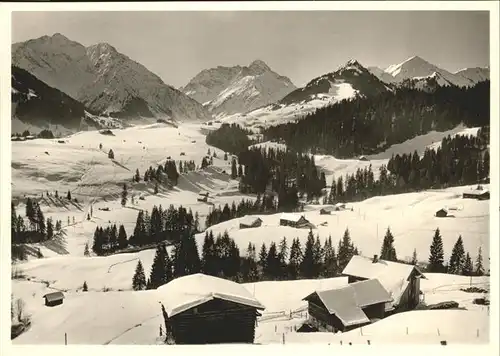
[
  {"x1": 342, "y1": 255, "x2": 424, "y2": 306},
  {"x1": 464, "y1": 189, "x2": 489, "y2": 195},
  {"x1": 303, "y1": 279, "x2": 392, "y2": 327},
  {"x1": 43, "y1": 291, "x2": 64, "y2": 302},
  {"x1": 157, "y1": 273, "x2": 265, "y2": 318},
  {"x1": 239, "y1": 216, "x2": 262, "y2": 226},
  {"x1": 279, "y1": 213, "x2": 304, "y2": 222}
]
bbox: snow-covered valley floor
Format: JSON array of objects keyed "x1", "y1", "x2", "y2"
[{"x1": 10, "y1": 122, "x2": 491, "y2": 345}]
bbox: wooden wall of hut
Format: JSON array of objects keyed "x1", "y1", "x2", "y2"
[{"x1": 165, "y1": 299, "x2": 259, "y2": 344}]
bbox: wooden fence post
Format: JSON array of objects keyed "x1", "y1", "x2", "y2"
[
  {"x1": 437, "y1": 328, "x2": 440, "y2": 336},
  {"x1": 64, "y1": 332, "x2": 67, "y2": 345},
  {"x1": 282, "y1": 333, "x2": 285, "y2": 344}
]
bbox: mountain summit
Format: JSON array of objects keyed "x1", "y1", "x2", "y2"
[
  {"x1": 12, "y1": 34, "x2": 211, "y2": 122},
  {"x1": 369, "y1": 55, "x2": 489, "y2": 88},
  {"x1": 182, "y1": 60, "x2": 296, "y2": 117}
]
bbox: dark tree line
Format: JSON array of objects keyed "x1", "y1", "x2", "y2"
[
  {"x1": 11, "y1": 199, "x2": 62, "y2": 245},
  {"x1": 325, "y1": 129, "x2": 490, "y2": 204},
  {"x1": 205, "y1": 196, "x2": 283, "y2": 228},
  {"x1": 206, "y1": 123, "x2": 254, "y2": 155},
  {"x1": 238, "y1": 147, "x2": 325, "y2": 204},
  {"x1": 135, "y1": 159, "x2": 180, "y2": 186},
  {"x1": 262, "y1": 81, "x2": 489, "y2": 158},
  {"x1": 129, "y1": 204, "x2": 199, "y2": 247},
  {"x1": 91, "y1": 224, "x2": 128, "y2": 255}
]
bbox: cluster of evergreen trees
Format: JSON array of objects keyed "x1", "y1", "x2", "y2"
[
  {"x1": 427, "y1": 228, "x2": 486, "y2": 276},
  {"x1": 262, "y1": 81, "x2": 490, "y2": 158},
  {"x1": 11, "y1": 129, "x2": 54, "y2": 138},
  {"x1": 325, "y1": 130, "x2": 490, "y2": 204},
  {"x1": 128, "y1": 204, "x2": 199, "y2": 247},
  {"x1": 91, "y1": 224, "x2": 128, "y2": 255},
  {"x1": 132, "y1": 227, "x2": 361, "y2": 289},
  {"x1": 133, "y1": 159, "x2": 180, "y2": 186},
  {"x1": 238, "y1": 147, "x2": 326, "y2": 202},
  {"x1": 205, "y1": 197, "x2": 281, "y2": 228},
  {"x1": 205, "y1": 123, "x2": 254, "y2": 155},
  {"x1": 11, "y1": 199, "x2": 62, "y2": 245}
]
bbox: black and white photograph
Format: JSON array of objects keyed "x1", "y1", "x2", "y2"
[{"x1": 2, "y1": 1, "x2": 498, "y2": 350}]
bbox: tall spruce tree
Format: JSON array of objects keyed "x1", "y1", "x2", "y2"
[
  {"x1": 288, "y1": 238, "x2": 302, "y2": 279},
  {"x1": 173, "y1": 232, "x2": 201, "y2": 277},
  {"x1": 475, "y1": 246, "x2": 484, "y2": 276},
  {"x1": 132, "y1": 260, "x2": 147, "y2": 291},
  {"x1": 118, "y1": 225, "x2": 128, "y2": 249},
  {"x1": 428, "y1": 228, "x2": 445, "y2": 272},
  {"x1": 121, "y1": 183, "x2": 128, "y2": 207},
  {"x1": 448, "y1": 236, "x2": 465, "y2": 275},
  {"x1": 380, "y1": 227, "x2": 397, "y2": 261},
  {"x1": 411, "y1": 248, "x2": 418, "y2": 265},
  {"x1": 337, "y1": 228, "x2": 355, "y2": 271},
  {"x1": 323, "y1": 235, "x2": 338, "y2": 277},
  {"x1": 300, "y1": 230, "x2": 316, "y2": 278},
  {"x1": 258, "y1": 243, "x2": 268, "y2": 273},
  {"x1": 462, "y1": 252, "x2": 473, "y2": 276}
]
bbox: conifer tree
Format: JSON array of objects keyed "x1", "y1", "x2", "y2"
[
  {"x1": 231, "y1": 159, "x2": 238, "y2": 179},
  {"x1": 133, "y1": 260, "x2": 147, "y2": 291},
  {"x1": 380, "y1": 227, "x2": 397, "y2": 261},
  {"x1": 411, "y1": 248, "x2": 418, "y2": 265},
  {"x1": 118, "y1": 225, "x2": 128, "y2": 249},
  {"x1": 67, "y1": 190, "x2": 72, "y2": 200},
  {"x1": 323, "y1": 235, "x2": 338, "y2": 277},
  {"x1": 428, "y1": 228, "x2": 445, "y2": 272},
  {"x1": 46, "y1": 218, "x2": 54, "y2": 240},
  {"x1": 135, "y1": 169, "x2": 141, "y2": 183},
  {"x1": 462, "y1": 252, "x2": 473, "y2": 276},
  {"x1": 84, "y1": 242, "x2": 90, "y2": 257},
  {"x1": 265, "y1": 242, "x2": 280, "y2": 279},
  {"x1": 202, "y1": 231, "x2": 217, "y2": 276},
  {"x1": 149, "y1": 245, "x2": 168, "y2": 289},
  {"x1": 300, "y1": 230, "x2": 316, "y2": 278},
  {"x1": 475, "y1": 246, "x2": 484, "y2": 276},
  {"x1": 448, "y1": 236, "x2": 465, "y2": 275},
  {"x1": 82, "y1": 281, "x2": 88, "y2": 292},
  {"x1": 121, "y1": 183, "x2": 128, "y2": 207},
  {"x1": 173, "y1": 232, "x2": 201, "y2": 277},
  {"x1": 337, "y1": 228, "x2": 354, "y2": 271},
  {"x1": 108, "y1": 149, "x2": 114, "y2": 159},
  {"x1": 288, "y1": 238, "x2": 302, "y2": 279},
  {"x1": 258, "y1": 243, "x2": 268, "y2": 274}
]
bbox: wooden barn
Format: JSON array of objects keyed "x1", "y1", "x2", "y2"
[
  {"x1": 435, "y1": 208, "x2": 448, "y2": 218},
  {"x1": 342, "y1": 255, "x2": 425, "y2": 312},
  {"x1": 157, "y1": 273, "x2": 265, "y2": 344},
  {"x1": 43, "y1": 291, "x2": 64, "y2": 307},
  {"x1": 302, "y1": 279, "x2": 392, "y2": 333},
  {"x1": 320, "y1": 208, "x2": 332, "y2": 215},
  {"x1": 279, "y1": 213, "x2": 314, "y2": 229},
  {"x1": 463, "y1": 188, "x2": 490, "y2": 200},
  {"x1": 239, "y1": 216, "x2": 263, "y2": 229}
]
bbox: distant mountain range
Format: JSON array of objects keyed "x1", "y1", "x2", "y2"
[
  {"x1": 12, "y1": 33, "x2": 211, "y2": 123},
  {"x1": 11, "y1": 33, "x2": 489, "y2": 132},
  {"x1": 181, "y1": 60, "x2": 296, "y2": 117}
]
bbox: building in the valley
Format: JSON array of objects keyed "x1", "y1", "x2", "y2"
[
  {"x1": 239, "y1": 216, "x2": 263, "y2": 229},
  {"x1": 342, "y1": 255, "x2": 426, "y2": 312},
  {"x1": 43, "y1": 291, "x2": 65, "y2": 307},
  {"x1": 463, "y1": 187, "x2": 490, "y2": 200},
  {"x1": 435, "y1": 208, "x2": 448, "y2": 218},
  {"x1": 302, "y1": 279, "x2": 392, "y2": 332},
  {"x1": 279, "y1": 213, "x2": 314, "y2": 229},
  {"x1": 157, "y1": 273, "x2": 265, "y2": 344}
]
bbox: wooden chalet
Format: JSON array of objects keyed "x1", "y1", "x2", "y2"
[
  {"x1": 342, "y1": 255, "x2": 425, "y2": 312},
  {"x1": 239, "y1": 216, "x2": 263, "y2": 229},
  {"x1": 157, "y1": 273, "x2": 265, "y2": 344},
  {"x1": 303, "y1": 279, "x2": 392, "y2": 333},
  {"x1": 279, "y1": 213, "x2": 314, "y2": 229},
  {"x1": 43, "y1": 291, "x2": 64, "y2": 307},
  {"x1": 435, "y1": 208, "x2": 448, "y2": 218}
]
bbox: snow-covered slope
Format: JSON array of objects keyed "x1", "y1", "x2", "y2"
[
  {"x1": 12, "y1": 33, "x2": 211, "y2": 122},
  {"x1": 372, "y1": 56, "x2": 489, "y2": 88},
  {"x1": 12, "y1": 272, "x2": 489, "y2": 344},
  {"x1": 220, "y1": 60, "x2": 390, "y2": 128},
  {"x1": 182, "y1": 60, "x2": 296, "y2": 117}
]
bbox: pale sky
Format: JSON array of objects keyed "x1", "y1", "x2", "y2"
[{"x1": 11, "y1": 11, "x2": 490, "y2": 88}]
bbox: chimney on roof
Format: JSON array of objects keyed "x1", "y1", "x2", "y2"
[{"x1": 373, "y1": 255, "x2": 378, "y2": 263}]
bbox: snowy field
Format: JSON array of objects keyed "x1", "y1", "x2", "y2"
[
  {"x1": 198, "y1": 184, "x2": 489, "y2": 270},
  {"x1": 10, "y1": 122, "x2": 491, "y2": 345},
  {"x1": 12, "y1": 273, "x2": 490, "y2": 345}
]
